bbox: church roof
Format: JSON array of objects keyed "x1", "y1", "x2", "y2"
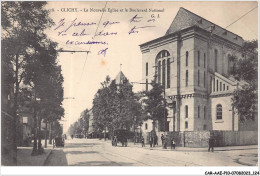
[
  {"x1": 114, "y1": 71, "x2": 129, "y2": 85},
  {"x1": 165, "y1": 7, "x2": 244, "y2": 46}
]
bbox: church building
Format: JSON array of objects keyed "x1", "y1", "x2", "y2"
[{"x1": 140, "y1": 7, "x2": 257, "y2": 132}]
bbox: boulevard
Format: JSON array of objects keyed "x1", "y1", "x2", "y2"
[{"x1": 44, "y1": 138, "x2": 257, "y2": 166}]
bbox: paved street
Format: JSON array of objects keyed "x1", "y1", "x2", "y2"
[{"x1": 44, "y1": 138, "x2": 257, "y2": 166}]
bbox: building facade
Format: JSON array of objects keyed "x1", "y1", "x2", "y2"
[{"x1": 140, "y1": 7, "x2": 257, "y2": 132}]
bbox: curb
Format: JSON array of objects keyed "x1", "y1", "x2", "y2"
[
  {"x1": 128, "y1": 144, "x2": 258, "y2": 152},
  {"x1": 43, "y1": 149, "x2": 53, "y2": 166}
]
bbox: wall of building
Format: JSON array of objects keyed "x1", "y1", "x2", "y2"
[
  {"x1": 211, "y1": 95, "x2": 238, "y2": 131},
  {"x1": 142, "y1": 130, "x2": 257, "y2": 147},
  {"x1": 179, "y1": 97, "x2": 194, "y2": 131}
]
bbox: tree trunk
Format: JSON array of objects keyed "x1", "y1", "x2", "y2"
[
  {"x1": 13, "y1": 54, "x2": 19, "y2": 164},
  {"x1": 44, "y1": 121, "x2": 48, "y2": 148},
  {"x1": 31, "y1": 87, "x2": 38, "y2": 155},
  {"x1": 48, "y1": 121, "x2": 52, "y2": 144},
  {"x1": 38, "y1": 117, "x2": 44, "y2": 154}
]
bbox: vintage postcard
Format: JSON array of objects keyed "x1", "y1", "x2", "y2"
[{"x1": 1, "y1": 1, "x2": 259, "y2": 175}]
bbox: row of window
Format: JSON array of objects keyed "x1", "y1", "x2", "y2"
[
  {"x1": 185, "y1": 70, "x2": 206, "y2": 88},
  {"x1": 210, "y1": 77, "x2": 229, "y2": 93},
  {"x1": 145, "y1": 104, "x2": 223, "y2": 130},
  {"x1": 186, "y1": 51, "x2": 207, "y2": 68},
  {"x1": 184, "y1": 104, "x2": 222, "y2": 119},
  {"x1": 145, "y1": 50, "x2": 234, "y2": 91}
]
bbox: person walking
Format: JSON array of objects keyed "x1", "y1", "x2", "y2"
[
  {"x1": 164, "y1": 135, "x2": 168, "y2": 149},
  {"x1": 141, "y1": 136, "x2": 145, "y2": 147},
  {"x1": 171, "y1": 138, "x2": 175, "y2": 150},
  {"x1": 161, "y1": 134, "x2": 165, "y2": 148},
  {"x1": 208, "y1": 135, "x2": 215, "y2": 152},
  {"x1": 149, "y1": 135, "x2": 153, "y2": 147}
]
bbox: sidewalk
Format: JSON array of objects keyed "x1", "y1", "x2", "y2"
[
  {"x1": 127, "y1": 142, "x2": 258, "y2": 152},
  {"x1": 17, "y1": 143, "x2": 53, "y2": 166}
]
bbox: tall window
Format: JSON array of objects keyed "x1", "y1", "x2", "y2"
[
  {"x1": 186, "y1": 70, "x2": 188, "y2": 87},
  {"x1": 217, "y1": 80, "x2": 218, "y2": 91},
  {"x1": 146, "y1": 79, "x2": 148, "y2": 92},
  {"x1": 185, "y1": 105, "x2": 188, "y2": 118},
  {"x1": 213, "y1": 78, "x2": 215, "y2": 92},
  {"x1": 186, "y1": 51, "x2": 189, "y2": 66},
  {"x1": 228, "y1": 54, "x2": 234, "y2": 75},
  {"x1": 185, "y1": 122, "x2": 188, "y2": 129},
  {"x1": 198, "y1": 70, "x2": 200, "y2": 86},
  {"x1": 210, "y1": 76, "x2": 212, "y2": 93},
  {"x1": 203, "y1": 125, "x2": 207, "y2": 130},
  {"x1": 220, "y1": 82, "x2": 222, "y2": 91},
  {"x1": 156, "y1": 50, "x2": 170, "y2": 87},
  {"x1": 167, "y1": 58, "x2": 170, "y2": 88},
  {"x1": 215, "y1": 49, "x2": 218, "y2": 72},
  {"x1": 198, "y1": 106, "x2": 200, "y2": 118},
  {"x1": 204, "y1": 106, "x2": 206, "y2": 119},
  {"x1": 145, "y1": 123, "x2": 148, "y2": 130},
  {"x1": 198, "y1": 51, "x2": 200, "y2": 66},
  {"x1": 203, "y1": 71, "x2": 206, "y2": 88},
  {"x1": 216, "y1": 104, "x2": 222, "y2": 120},
  {"x1": 162, "y1": 60, "x2": 166, "y2": 88},
  {"x1": 146, "y1": 62, "x2": 148, "y2": 76},
  {"x1": 158, "y1": 61, "x2": 161, "y2": 84},
  {"x1": 223, "y1": 83, "x2": 225, "y2": 91},
  {"x1": 204, "y1": 53, "x2": 206, "y2": 68}
]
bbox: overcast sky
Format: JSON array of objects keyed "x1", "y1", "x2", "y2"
[{"x1": 45, "y1": 1, "x2": 258, "y2": 132}]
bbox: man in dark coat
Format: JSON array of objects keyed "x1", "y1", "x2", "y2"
[
  {"x1": 141, "y1": 136, "x2": 145, "y2": 147},
  {"x1": 208, "y1": 135, "x2": 215, "y2": 152},
  {"x1": 161, "y1": 134, "x2": 165, "y2": 148}
]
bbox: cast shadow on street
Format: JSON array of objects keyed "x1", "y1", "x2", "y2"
[
  {"x1": 44, "y1": 149, "x2": 68, "y2": 166},
  {"x1": 65, "y1": 142, "x2": 101, "y2": 149},
  {"x1": 65, "y1": 150, "x2": 98, "y2": 155},
  {"x1": 70, "y1": 161, "x2": 135, "y2": 166}
]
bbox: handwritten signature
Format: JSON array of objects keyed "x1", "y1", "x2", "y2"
[
  {"x1": 129, "y1": 14, "x2": 143, "y2": 23},
  {"x1": 98, "y1": 48, "x2": 109, "y2": 57},
  {"x1": 128, "y1": 25, "x2": 156, "y2": 35}
]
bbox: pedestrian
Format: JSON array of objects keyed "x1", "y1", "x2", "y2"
[
  {"x1": 171, "y1": 138, "x2": 175, "y2": 150},
  {"x1": 141, "y1": 136, "x2": 145, "y2": 147},
  {"x1": 114, "y1": 136, "x2": 118, "y2": 147},
  {"x1": 208, "y1": 135, "x2": 215, "y2": 152},
  {"x1": 164, "y1": 135, "x2": 168, "y2": 149},
  {"x1": 149, "y1": 135, "x2": 153, "y2": 147},
  {"x1": 161, "y1": 134, "x2": 165, "y2": 148}
]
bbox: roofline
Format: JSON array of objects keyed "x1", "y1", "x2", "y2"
[
  {"x1": 179, "y1": 7, "x2": 243, "y2": 39},
  {"x1": 140, "y1": 25, "x2": 243, "y2": 48}
]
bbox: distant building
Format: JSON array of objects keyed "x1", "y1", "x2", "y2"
[{"x1": 140, "y1": 7, "x2": 257, "y2": 132}]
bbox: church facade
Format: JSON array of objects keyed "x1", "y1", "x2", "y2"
[{"x1": 140, "y1": 7, "x2": 257, "y2": 132}]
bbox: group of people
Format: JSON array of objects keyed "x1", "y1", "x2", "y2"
[
  {"x1": 140, "y1": 134, "x2": 215, "y2": 151},
  {"x1": 161, "y1": 134, "x2": 176, "y2": 150},
  {"x1": 139, "y1": 134, "x2": 176, "y2": 150}
]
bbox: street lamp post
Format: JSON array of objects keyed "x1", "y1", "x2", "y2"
[
  {"x1": 31, "y1": 93, "x2": 41, "y2": 155},
  {"x1": 133, "y1": 116, "x2": 136, "y2": 144}
]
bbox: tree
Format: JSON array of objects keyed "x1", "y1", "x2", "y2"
[
  {"x1": 143, "y1": 80, "x2": 168, "y2": 131},
  {"x1": 92, "y1": 76, "x2": 142, "y2": 138},
  {"x1": 231, "y1": 40, "x2": 258, "y2": 121},
  {"x1": 2, "y1": 2, "x2": 63, "y2": 156}
]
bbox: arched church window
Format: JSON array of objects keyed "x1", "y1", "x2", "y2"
[
  {"x1": 216, "y1": 104, "x2": 222, "y2": 120},
  {"x1": 156, "y1": 50, "x2": 171, "y2": 88}
]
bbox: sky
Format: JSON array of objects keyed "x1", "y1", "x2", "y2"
[{"x1": 45, "y1": 1, "x2": 258, "y2": 133}]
